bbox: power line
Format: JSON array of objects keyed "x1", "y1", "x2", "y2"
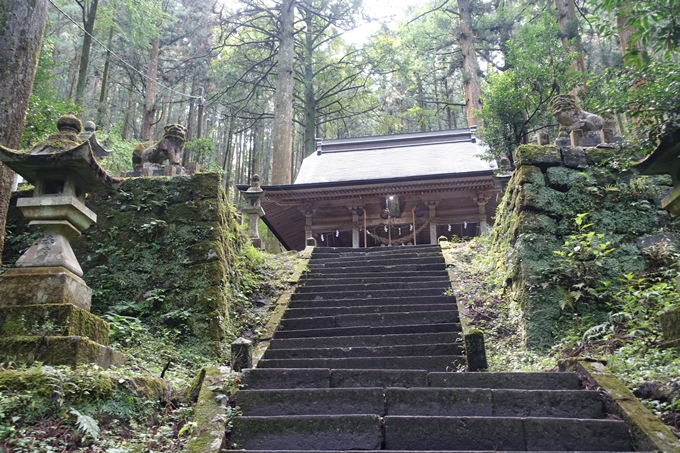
[{"x1": 47, "y1": 0, "x2": 201, "y2": 100}]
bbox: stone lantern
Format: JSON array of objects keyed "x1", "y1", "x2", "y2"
[
  {"x1": 0, "y1": 114, "x2": 124, "y2": 367},
  {"x1": 240, "y1": 174, "x2": 266, "y2": 249}
]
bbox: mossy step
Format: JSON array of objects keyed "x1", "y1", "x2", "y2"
[
  {"x1": 278, "y1": 310, "x2": 460, "y2": 331},
  {"x1": 236, "y1": 387, "x2": 385, "y2": 416},
  {"x1": 286, "y1": 295, "x2": 457, "y2": 309},
  {"x1": 256, "y1": 355, "x2": 464, "y2": 372},
  {"x1": 294, "y1": 280, "x2": 451, "y2": 293},
  {"x1": 263, "y1": 343, "x2": 462, "y2": 360},
  {"x1": 273, "y1": 322, "x2": 461, "y2": 339},
  {"x1": 283, "y1": 303, "x2": 458, "y2": 318},
  {"x1": 386, "y1": 388, "x2": 604, "y2": 418},
  {"x1": 299, "y1": 274, "x2": 449, "y2": 284},
  {"x1": 384, "y1": 416, "x2": 633, "y2": 451},
  {"x1": 290, "y1": 287, "x2": 450, "y2": 301},
  {"x1": 230, "y1": 414, "x2": 382, "y2": 450},
  {"x1": 0, "y1": 303, "x2": 109, "y2": 344},
  {"x1": 428, "y1": 372, "x2": 581, "y2": 390},
  {"x1": 309, "y1": 256, "x2": 445, "y2": 267},
  {"x1": 0, "y1": 336, "x2": 125, "y2": 369},
  {"x1": 267, "y1": 332, "x2": 461, "y2": 350},
  {"x1": 303, "y1": 262, "x2": 446, "y2": 274}
]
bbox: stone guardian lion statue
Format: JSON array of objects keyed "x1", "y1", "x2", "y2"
[{"x1": 132, "y1": 124, "x2": 187, "y2": 172}]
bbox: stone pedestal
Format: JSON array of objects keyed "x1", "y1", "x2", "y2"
[
  {"x1": 658, "y1": 306, "x2": 680, "y2": 352},
  {"x1": 231, "y1": 338, "x2": 253, "y2": 371},
  {"x1": 0, "y1": 266, "x2": 92, "y2": 310}
]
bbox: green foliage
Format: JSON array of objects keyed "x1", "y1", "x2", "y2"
[
  {"x1": 184, "y1": 138, "x2": 219, "y2": 171},
  {"x1": 70, "y1": 407, "x2": 100, "y2": 441},
  {"x1": 94, "y1": 124, "x2": 137, "y2": 176},
  {"x1": 21, "y1": 38, "x2": 80, "y2": 149},
  {"x1": 552, "y1": 213, "x2": 616, "y2": 309},
  {"x1": 477, "y1": 13, "x2": 579, "y2": 162}
]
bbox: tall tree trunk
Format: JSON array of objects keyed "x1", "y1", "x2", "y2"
[
  {"x1": 96, "y1": 27, "x2": 114, "y2": 127},
  {"x1": 415, "y1": 72, "x2": 427, "y2": 132},
  {"x1": 74, "y1": 0, "x2": 99, "y2": 109},
  {"x1": 302, "y1": 9, "x2": 316, "y2": 157},
  {"x1": 271, "y1": 0, "x2": 295, "y2": 185},
  {"x1": 555, "y1": 0, "x2": 585, "y2": 77},
  {"x1": 457, "y1": 0, "x2": 482, "y2": 128},
  {"x1": 141, "y1": 36, "x2": 160, "y2": 142},
  {"x1": 0, "y1": 0, "x2": 48, "y2": 263}
]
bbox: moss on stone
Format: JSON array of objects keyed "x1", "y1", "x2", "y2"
[
  {"x1": 185, "y1": 366, "x2": 228, "y2": 453},
  {"x1": 658, "y1": 306, "x2": 680, "y2": 341},
  {"x1": 520, "y1": 184, "x2": 567, "y2": 217},
  {"x1": 514, "y1": 144, "x2": 561, "y2": 168},
  {"x1": 514, "y1": 165, "x2": 546, "y2": 186},
  {"x1": 0, "y1": 336, "x2": 125, "y2": 368},
  {"x1": 546, "y1": 166, "x2": 592, "y2": 191},
  {"x1": 0, "y1": 304, "x2": 109, "y2": 344},
  {"x1": 585, "y1": 147, "x2": 618, "y2": 165}
]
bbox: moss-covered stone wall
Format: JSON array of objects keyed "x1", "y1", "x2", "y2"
[
  {"x1": 492, "y1": 145, "x2": 678, "y2": 349},
  {"x1": 4, "y1": 173, "x2": 255, "y2": 356}
]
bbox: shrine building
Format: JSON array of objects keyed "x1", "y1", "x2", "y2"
[{"x1": 238, "y1": 128, "x2": 501, "y2": 251}]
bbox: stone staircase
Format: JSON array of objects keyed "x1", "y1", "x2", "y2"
[{"x1": 230, "y1": 245, "x2": 638, "y2": 452}]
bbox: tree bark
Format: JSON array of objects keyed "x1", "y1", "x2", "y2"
[
  {"x1": 302, "y1": 8, "x2": 316, "y2": 158},
  {"x1": 96, "y1": 27, "x2": 114, "y2": 127},
  {"x1": 555, "y1": 0, "x2": 585, "y2": 73},
  {"x1": 0, "y1": 0, "x2": 48, "y2": 263},
  {"x1": 141, "y1": 36, "x2": 160, "y2": 142},
  {"x1": 271, "y1": 0, "x2": 295, "y2": 185},
  {"x1": 457, "y1": 0, "x2": 482, "y2": 128},
  {"x1": 74, "y1": 0, "x2": 99, "y2": 109}
]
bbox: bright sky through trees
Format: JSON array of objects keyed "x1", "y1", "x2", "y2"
[{"x1": 344, "y1": 0, "x2": 425, "y2": 45}]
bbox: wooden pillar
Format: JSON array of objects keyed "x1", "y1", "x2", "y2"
[
  {"x1": 427, "y1": 201, "x2": 439, "y2": 245},
  {"x1": 303, "y1": 204, "x2": 316, "y2": 243},
  {"x1": 349, "y1": 206, "x2": 361, "y2": 248},
  {"x1": 475, "y1": 192, "x2": 491, "y2": 234}
]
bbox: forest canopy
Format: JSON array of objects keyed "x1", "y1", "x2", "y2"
[{"x1": 26, "y1": 0, "x2": 680, "y2": 189}]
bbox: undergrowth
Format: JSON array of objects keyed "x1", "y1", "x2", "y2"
[
  {"x1": 443, "y1": 235, "x2": 680, "y2": 437},
  {"x1": 0, "y1": 246, "x2": 303, "y2": 452}
]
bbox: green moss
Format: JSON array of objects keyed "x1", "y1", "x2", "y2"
[
  {"x1": 585, "y1": 147, "x2": 618, "y2": 165},
  {"x1": 185, "y1": 366, "x2": 229, "y2": 453},
  {"x1": 0, "y1": 304, "x2": 109, "y2": 343},
  {"x1": 514, "y1": 144, "x2": 561, "y2": 168},
  {"x1": 514, "y1": 165, "x2": 546, "y2": 186},
  {"x1": 520, "y1": 184, "x2": 567, "y2": 216},
  {"x1": 0, "y1": 336, "x2": 124, "y2": 368},
  {"x1": 546, "y1": 166, "x2": 592, "y2": 191}
]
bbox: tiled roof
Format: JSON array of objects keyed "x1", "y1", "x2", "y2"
[{"x1": 294, "y1": 128, "x2": 496, "y2": 184}]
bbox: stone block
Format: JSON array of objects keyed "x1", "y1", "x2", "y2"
[
  {"x1": 384, "y1": 416, "x2": 525, "y2": 450},
  {"x1": 331, "y1": 369, "x2": 427, "y2": 388},
  {"x1": 0, "y1": 266, "x2": 91, "y2": 310},
  {"x1": 0, "y1": 304, "x2": 109, "y2": 344},
  {"x1": 546, "y1": 166, "x2": 591, "y2": 191},
  {"x1": 492, "y1": 389, "x2": 603, "y2": 418},
  {"x1": 561, "y1": 146, "x2": 588, "y2": 169},
  {"x1": 187, "y1": 240, "x2": 226, "y2": 265},
  {"x1": 586, "y1": 146, "x2": 618, "y2": 165},
  {"x1": 514, "y1": 144, "x2": 561, "y2": 168},
  {"x1": 428, "y1": 371, "x2": 580, "y2": 389},
  {"x1": 184, "y1": 366, "x2": 228, "y2": 453},
  {"x1": 516, "y1": 212, "x2": 557, "y2": 235},
  {"x1": 464, "y1": 329, "x2": 487, "y2": 371},
  {"x1": 231, "y1": 338, "x2": 252, "y2": 372},
  {"x1": 386, "y1": 388, "x2": 493, "y2": 416},
  {"x1": 520, "y1": 184, "x2": 566, "y2": 216},
  {"x1": 523, "y1": 418, "x2": 631, "y2": 451},
  {"x1": 237, "y1": 388, "x2": 385, "y2": 416},
  {"x1": 513, "y1": 165, "x2": 545, "y2": 186},
  {"x1": 231, "y1": 415, "x2": 383, "y2": 450},
  {"x1": 241, "y1": 368, "x2": 330, "y2": 390},
  {"x1": 0, "y1": 336, "x2": 125, "y2": 369},
  {"x1": 658, "y1": 306, "x2": 680, "y2": 342}
]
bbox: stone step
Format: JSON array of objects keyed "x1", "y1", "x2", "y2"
[
  {"x1": 294, "y1": 280, "x2": 451, "y2": 293},
  {"x1": 311, "y1": 245, "x2": 441, "y2": 258},
  {"x1": 303, "y1": 262, "x2": 446, "y2": 275},
  {"x1": 272, "y1": 322, "x2": 461, "y2": 339},
  {"x1": 283, "y1": 303, "x2": 457, "y2": 318},
  {"x1": 287, "y1": 295, "x2": 457, "y2": 309},
  {"x1": 299, "y1": 274, "x2": 449, "y2": 285},
  {"x1": 428, "y1": 372, "x2": 581, "y2": 390},
  {"x1": 267, "y1": 332, "x2": 461, "y2": 350},
  {"x1": 263, "y1": 343, "x2": 462, "y2": 360},
  {"x1": 290, "y1": 287, "x2": 450, "y2": 301},
  {"x1": 235, "y1": 387, "x2": 604, "y2": 419},
  {"x1": 302, "y1": 270, "x2": 450, "y2": 281},
  {"x1": 278, "y1": 311, "x2": 460, "y2": 331},
  {"x1": 239, "y1": 369, "x2": 584, "y2": 391},
  {"x1": 236, "y1": 387, "x2": 385, "y2": 416},
  {"x1": 383, "y1": 416, "x2": 633, "y2": 451},
  {"x1": 308, "y1": 256, "x2": 445, "y2": 268},
  {"x1": 256, "y1": 355, "x2": 464, "y2": 371},
  {"x1": 235, "y1": 451, "x2": 644, "y2": 453},
  {"x1": 230, "y1": 415, "x2": 383, "y2": 450},
  {"x1": 385, "y1": 388, "x2": 604, "y2": 418}
]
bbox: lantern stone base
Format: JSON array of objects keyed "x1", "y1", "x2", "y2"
[
  {"x1": 0, "y1": 266, "x2": 91, "y2": 310},
  {"x1": 0, "y1": 304, "x2": 109, "y2": 344},
  {"x1": 0, "y1": 336, "x2": 125, "y2": 369}
]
